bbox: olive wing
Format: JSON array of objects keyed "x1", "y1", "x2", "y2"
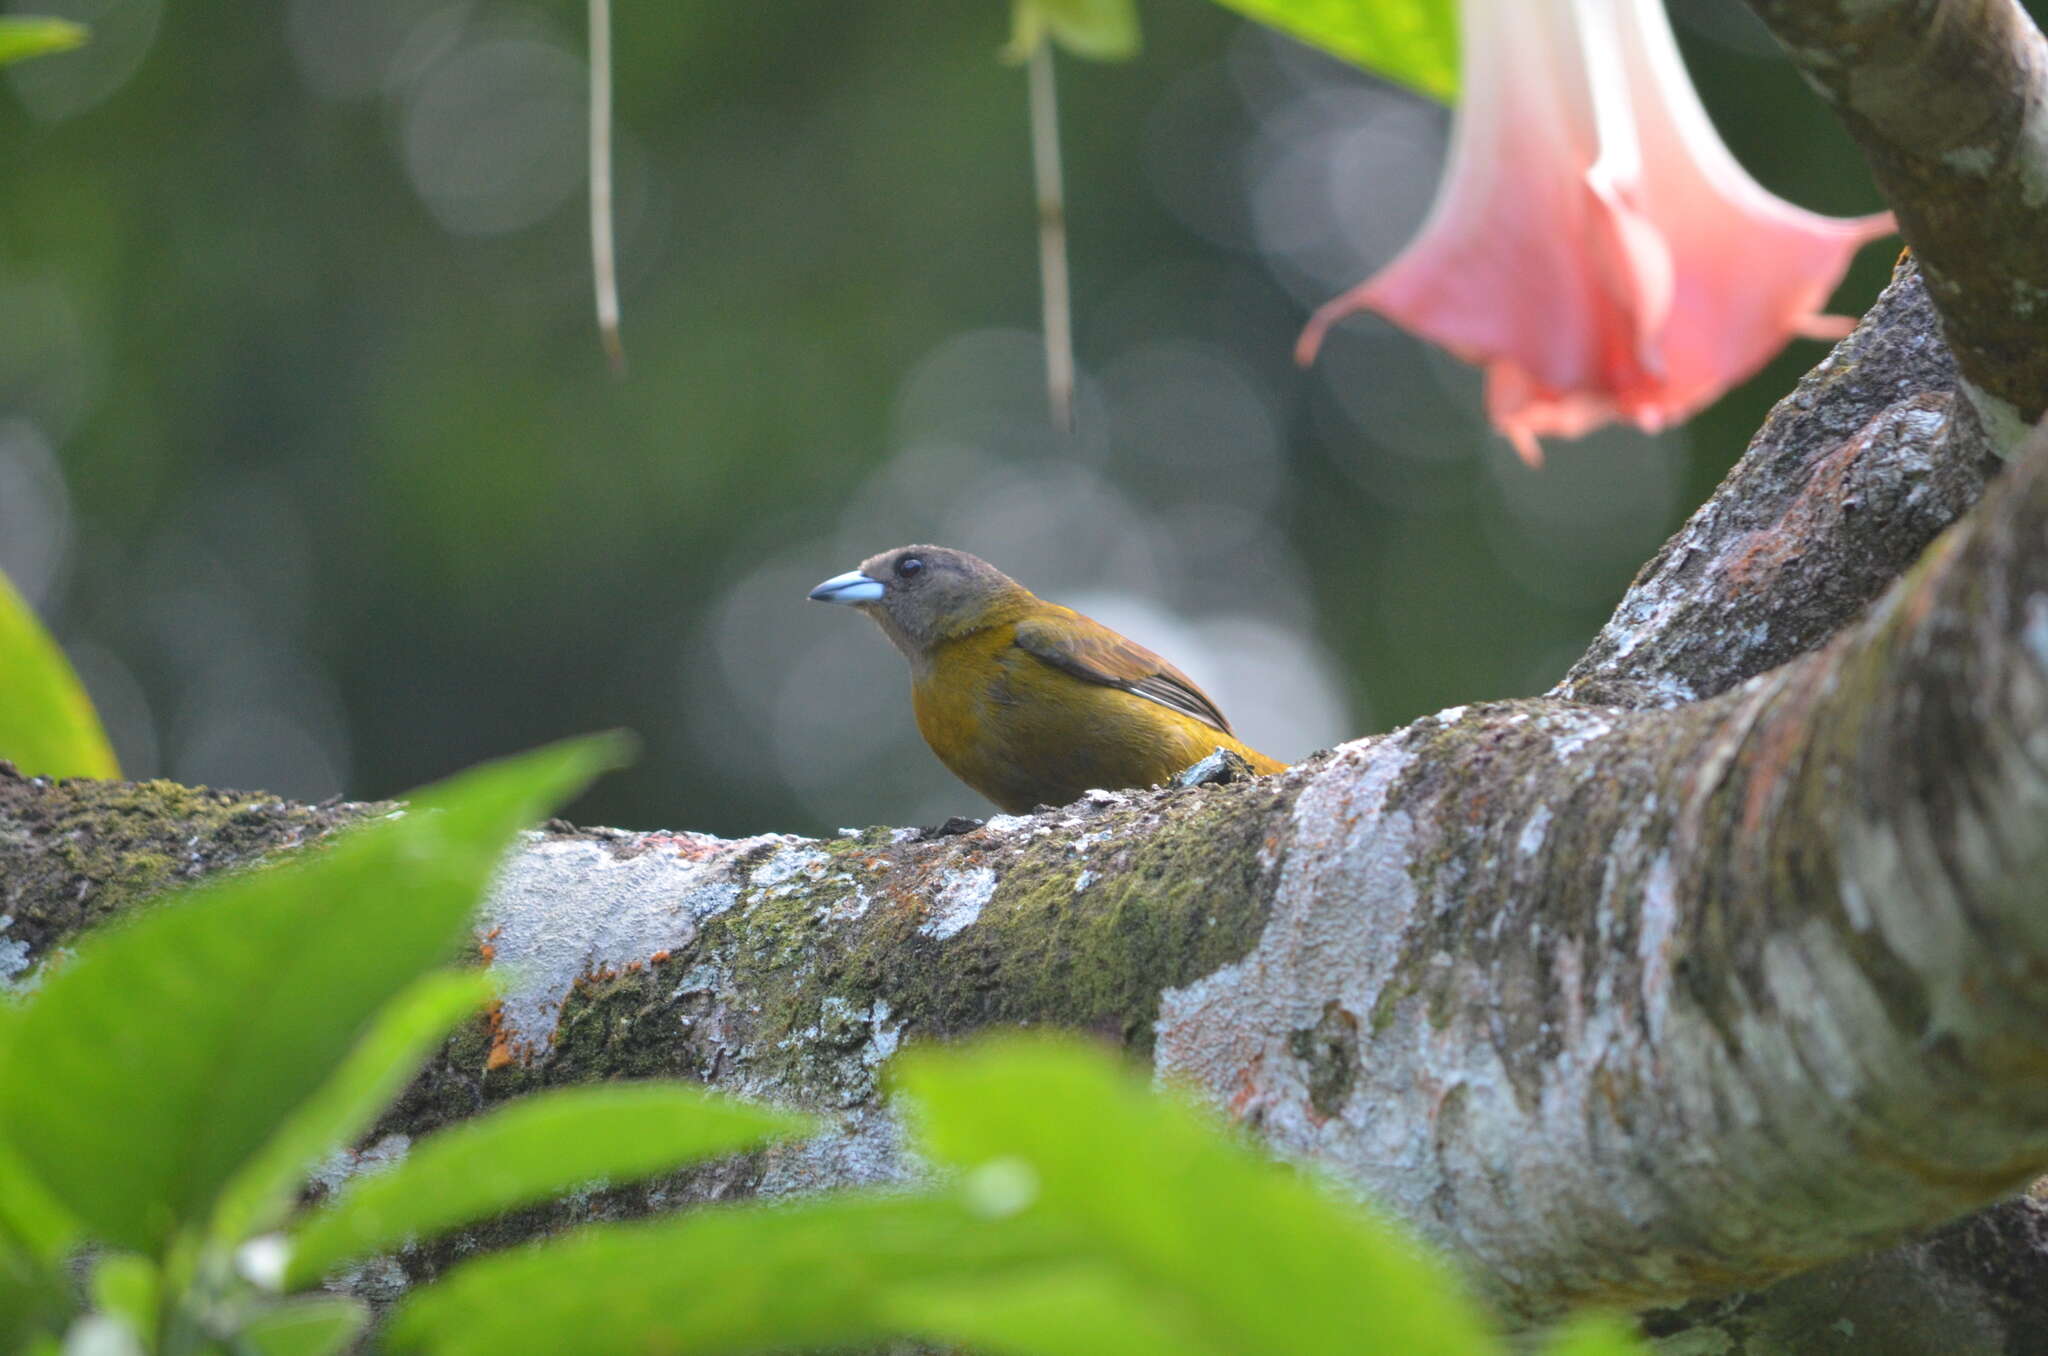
[{"x1": 1012, "y1": 612, "x2": 1234, "y2": 735}]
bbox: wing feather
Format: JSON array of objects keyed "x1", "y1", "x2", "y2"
[{"x1": 1013, "y1": 612, "x2": 1234, "y2": 734}]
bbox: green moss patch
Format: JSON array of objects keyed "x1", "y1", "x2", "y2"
[{"x1": 0, "y1": 762, "x2": 379, "y2": 983}]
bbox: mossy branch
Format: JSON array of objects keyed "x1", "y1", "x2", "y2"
[
  {"x1": 1741, "y1": 0, "x2": 2048, "y2": 446},
  {"x1": 5, "y1": 270, "x2": 2046, "y2": 1348}
]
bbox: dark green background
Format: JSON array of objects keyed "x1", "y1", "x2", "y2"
[{"x1": 1, "y1": 0, "x2": 2008, "y2": 834}]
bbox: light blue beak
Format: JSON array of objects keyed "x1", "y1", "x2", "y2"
[{"x1": 807, "y1": 570, "x2": 886, "y2": 605}]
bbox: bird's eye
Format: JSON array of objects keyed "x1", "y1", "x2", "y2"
[{"x1": 895, "y1": 556, "x2": 925, "y2": 579}]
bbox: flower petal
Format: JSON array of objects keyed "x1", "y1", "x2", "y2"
[{"x1": 1299, "y1": 0, "x2": 1895, "y2": 465}]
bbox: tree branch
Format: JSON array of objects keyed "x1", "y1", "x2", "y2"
[
  {"x1": 1559, "y1": 260, "x2": 1998, "y2": 708},
  {"x1": 6, "y1": 9, "x2": 2048, "y2": 1349},
  {"x1": 4, "y1": 391, "x2": 2042, "y2": 1345},
  {"x1": 1741, "y1": 0, "x2": 2048, "y2": 444},
  {"x1": 1156, "y1": 420, "x2": 2048, "y2": 1320}
]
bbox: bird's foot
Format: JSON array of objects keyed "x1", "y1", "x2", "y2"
[
  {"x1": 911, "y1": 815, "x2": 986, "y2": 841},
  {"x1": 1173, "y1": 747, "x2": 1257, "y2": 790}
]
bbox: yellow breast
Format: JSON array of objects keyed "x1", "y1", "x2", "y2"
[{"x1": 909, "y1": 624, "x2": 1278, "y2": 813}]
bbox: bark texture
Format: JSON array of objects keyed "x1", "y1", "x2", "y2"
[
  {"x1": 5, "y1": 5, "x2": 2048, "y2": 1347},
  {"x1": 3, "y1": 286, "x2": 2044, "y2": 1346},
  {"x1": 1741, "y1": 0, "x2": 2048, "y2": 444},
  {"x1": 1557, "y1": 264, "x2": 1999, "y2": 709}
]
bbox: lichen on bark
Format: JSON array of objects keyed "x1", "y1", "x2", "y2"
[
  {"x1": 5, "y1": 4, "x2": 2048, "y2": 1336},
  {"x1": 0, "y1": 762, "x2": 376, "y2": 990},
  {"x1": 1560, "y1": 259, "x2": 1999, "y2": 709}
]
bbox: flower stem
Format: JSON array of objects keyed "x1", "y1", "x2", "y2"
[
  {"x1": 590, "y1": 0, "x2": 624, "y2": 374},
  {"x1": 1027, "y1": 38, "x2": 1073, "y2": 435}
]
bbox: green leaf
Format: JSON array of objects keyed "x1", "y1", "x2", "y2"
[
  {"x1": 284, "y1": 1082, "x2": 812, "y2": 1288},
  {"x1": 0, "y1": 569, "x2": 117, "y2": 780},
  {"x1": 1207, "y1": 0, "x2": 1457, "y2": 102},
  {"x1": 210, "y1": 969, "x2": 498, "y2": 1251},
  {"x1": 884, "y1": 1263, "x2": 1215, "y2": 1356},
  {"x1": 0, "y1": 1125, "x2": 80, "y2": 1268},
  {"x1": 0, "y1": 1246, "x2": 73, "y2": 1353},
  {"x1": 86, "y1": 1254, "x2": 157, "y2": 1339},
  {"x1": 384, "y1": 1191, "x2": 1070, "y2": 1356},
  {"x1": 0, "y1": 17, "x2": 87, "y2": 68},
  {"x1": 0, "y1": 1003, "x2": 81, "y2": 1269},
  {"x1": 0, "y1": 734, "x2": 627, "y2": 1255},
  {"x1": 233, "y1": 1296, "x2": 368, "y2": 1356},
  {"x1": 1006, "y1": 0, "x2": 1140, "y2": 63},
  {"x1": 894, "y1": 1034, "x2": 1496, "y2": 1355},
  {"x1": 1543, "y1": 1312, "x2": 1652, "y2": 1356}
]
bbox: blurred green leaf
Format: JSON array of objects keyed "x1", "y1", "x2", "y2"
[
  {"x1": 211, "y1": 969, "x2": 498, "y2": 1251},
  {"x1": 85, "y1": 1254, "x2": 157, "y2": 1338},
  {"x1": 395, "y1": 1034, "x2": 1509, "y2": 1356},
  {"x1": 233, "y1": 1295, "x2": 369, "y2": 1356},
  {"x1": 384, "y1": 1191, "x2": 1070, "y2": 1356},
  {"x1": 285, "y1": 1082, "x2": 813, "y2": 1288},
  {"x1": 895, "y1": 1034, "x2": 1496, "y2": 1355},
  {"x1": 0, "y1": 568, "x2": 117, "y2": 780},
  {"x1": 884, "y1": 1263, "x2": 1212, "y2": 1355},
  {"x1": 0, "y1": 1128, "x2": 79, "y2": 1269},
  {"x1": 54, "y1": 1313, "x2": 146, "y2": 1355},
  {"x1": 0, "y1": 1247, "x2": 72, "y2": 1354},
  {"x1": 1207, "y1": 0, "x2": 1457, "y2": 101},
  {"x1": 1007, "y1": 0, "x2": 1140, "y2": 62},
  {"x1": 0, "y1": 17, "x2": 86, "y2": 67},
  {"x1": 0, "y1": 735, "x2": 626, "y2": 1255},
  {"x1": 1543, "y1": 1312, "x2": 1652, "y2": 1356}
]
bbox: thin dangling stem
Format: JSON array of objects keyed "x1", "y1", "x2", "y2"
[
  {"x1": 590, "y1": 0, "x2": 624, "y2": 373},
  {"x1": 1027, "y1": 37, "x2": 1074, "y2": 434}
]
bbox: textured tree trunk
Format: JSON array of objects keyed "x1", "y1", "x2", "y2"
[
  {"x1": 1740, "y1": 0, "x2": 2048, "y2": 448},
  {"x1": 4, "y1": 259, "x2": 2045, "y2": 1349},
  {"x1": 6, "y1": 2, "x2": 2048, "y2": 1350}
]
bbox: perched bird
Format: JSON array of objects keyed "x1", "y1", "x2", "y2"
[{"x1": 808, "y1": 545, "x2": 1286, "y2": 813}]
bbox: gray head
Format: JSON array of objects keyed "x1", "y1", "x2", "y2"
[{"x1": 807, "y1": 544, "x2": 1032, "y2": 661}]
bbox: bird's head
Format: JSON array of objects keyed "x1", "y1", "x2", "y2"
[{"x1": 808, "y1": 544, "x2": 1030, "y2": 660}]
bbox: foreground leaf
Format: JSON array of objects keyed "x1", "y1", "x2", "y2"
[
  {"x1": 0, "y1": 1128, "x2": 79, "y2": 1269},
  {"x1": 0, "y1": 1247, "x2": 72, "y2": 1353},
  {"x1": 1207, "y1": 0, "x2": 1456, "y2": 101},
  {"x1": 285, "y1": 1082, "x2": 812, "y2": 1287},
  {"x1": 1543, "y1": 1312, "x2": 1651, "y2": 1356},
  {"x1": 0, "y1": 18, "x2": 86, "y2": 68},
  {"x1": 211, "y1": 970, "x2": 498, "y2": 1250},
  {"x1": 884, "y1": 1263, "x2": 1212, "y2": 1356},
  {"x1": 84, "y1": 1254, "x2": 156, "y2": 1338},
  {"x1": 234, "y1": 1296, "x2": 368, "y2": 1356},
  {"x1": 0, "y1": 735, "x2": 626, "y2": 1254},
  {"x1": 896, "y1": 1035, "x2": 1495, "y2": 1355},
  {"x1": 0, "y1": 569, "x2": 116, "y2": 780},
  {"x1": 385, "y1": 1192, "x2": 1069, "y2": 1356}
]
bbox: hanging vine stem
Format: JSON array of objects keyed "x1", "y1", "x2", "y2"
[
  {"x1": 590, "y1": 0, "x2": 624, "y2": 373},
  {"x1": 1027, "y1": 38, "x2": 1074, "y2": 435}
]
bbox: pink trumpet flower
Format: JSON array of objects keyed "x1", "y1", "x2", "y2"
[{"x1": 1296, "y1": 0, "x2": 1895, "y2": 466}]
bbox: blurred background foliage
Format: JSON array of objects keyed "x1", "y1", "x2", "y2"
[{"x1": 3, "y1": 0, "x2": 2023, "y2": 835}]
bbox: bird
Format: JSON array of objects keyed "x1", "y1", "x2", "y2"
[{"x1": 807, "y1": 545, "x2": 1286, "y2": 813}]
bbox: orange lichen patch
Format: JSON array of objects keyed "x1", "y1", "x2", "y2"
[
  {"x1": 649, "y1": 949, "x2": 672, "y2": 964},
  {"x1": 642, "y1": 831, "x2": 738, "y2": 862},
  {"x1": 1225, "y1": 1053, "x2": 1268, "y2": 1121},
  {"x1": 478, "y1": 924, "x2": 502, "y2": 965},
  {"x1": 1715, "y1": 438, "x2": 1867, "y2": 592},
  {"x1": 483, "y1": 1000, "x2": 516, "y2": 1071}
]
